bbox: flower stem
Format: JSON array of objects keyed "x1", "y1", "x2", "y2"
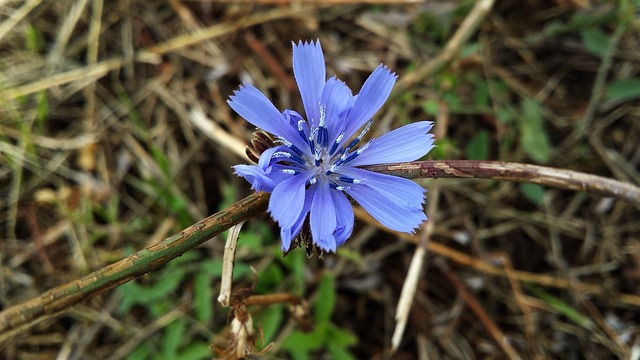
[
  {"x1": 0, "y1": 160, "x2": 638, "y2": 342},
  {"x1": 0, "y1": 191, "x2": 269, "y2": 342},
  {"x1": 363, "y1": 160, "x2": 640, "y2": 206}
]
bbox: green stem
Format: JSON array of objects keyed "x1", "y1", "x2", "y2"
[
  {"x1": 0, "y1": 191, "x2": 269, "y2": 342},
  {"x1": 1, "y1": 160, "x2": 638, "y2": 342}
]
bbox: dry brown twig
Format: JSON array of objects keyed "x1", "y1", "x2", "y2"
[{"x1": 390, "y1": 0, "x2": 497, "y2": 353}]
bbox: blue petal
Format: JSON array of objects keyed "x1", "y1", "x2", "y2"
[
  {"x1": 228, "y1": 84, "x2": 285, "y2": 135},
  {"x1": 233, "y1": 164, "x2": 275, "y2": 192},
  {"x1": 228, "y1": 84, "x2": 303, "y2": 148},
  {"x1": 280, "y1": 193, "x2": 313, "y2": 251},
  {"x1": 338, "y1": 167, "x2": 425, "y2": 209},
  {"x1": 346, "y1": 185, "x2": 426, "y2": 233},
  {"x1": 310, "y1": 180, "x2": 337, "y2": 252},
  {"x1": 251, "y1": 147, "x2": 300, "y2": 189},
  {"x1": 269, "y1": 171, "x2": 311, "y2": 229},
  {"x1": 342, "y1": 65, "x2": 397, "y2": 139},
  {"x1": 293, "y1": 40, "x2": 325, "y2": 127},
  {"x1": 257, "y1": 146, "x2": 281, "y2": 169},
  {"x1": 321, "y1": 77, "x2": 354, "y2": 143},
  {"x1": 331, "y1": 189, "x2": 354, "y2": 246},
  {"x1": 349, "y1": 121, "x2": 435, "y2": 166}
]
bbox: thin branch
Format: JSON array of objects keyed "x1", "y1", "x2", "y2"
[
  {"x1": 364, "y1": 160, "x2": 640, "y2": 206},
  {"x1": 0, "y1": 192, "x2": 269, "y2": 342},
  {"x1": 1, "y1": 160, "x2": 638, "y2": 343},
  {"x1": 393, "y1": 0, "x2": 496, "y2": 96}
]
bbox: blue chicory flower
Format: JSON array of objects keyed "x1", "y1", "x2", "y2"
[{"x1": 229, "y1": 40, "x2": 435, "y2": 253}]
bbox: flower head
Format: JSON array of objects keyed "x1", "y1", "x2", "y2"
[{"x1": 229, "y1": 40, "x2": 434, "y2": 253}]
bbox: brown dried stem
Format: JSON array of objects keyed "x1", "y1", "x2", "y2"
[{"x1": 364, "y1": 160, "x2": 640, "y2": 206}]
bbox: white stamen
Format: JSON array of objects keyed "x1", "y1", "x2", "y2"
[
  {"x1": 319, "y1": 103, "x2": 327, "y2": 127},
  {"x1": 272, "y1": 151, "x2": 292, "y2": 159}
]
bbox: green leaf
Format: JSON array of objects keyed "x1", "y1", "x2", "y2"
[
  {"x1": 581, "y1": 28, "x2": 609, "y2": 57},
  {"x1": 314, "y1": 274, "x2": 336, "y2": 323},
  {"x1": 127, "y1": 343, "x2": 152, "y2": 360},
  {"x1": 461, "y1": 42, "x2": 481, "y2": 58},
  {"x1": 117, "y1": 270, "x2": 185, "y2": 313},
  {"x1": 520, "y1": 98, "x2": 551, "y2": 164},
  {"x1": 519, "y1": 183, "x2": 545, "y2": 205},
  {"x1": 605, "y1": 78, "x2": 640, "y2": 102},
  {"x1": 328, "y1": 343, "x2": 357, "y2": 360},
  {"x1": 200, "y1": 259, "x2": 251, "y2": 280},
  {"x1": 281, "y1": 248, "x2": 306, "y2": 295},
  {"x1": 255, "y1": 304, "x2": 283, "y2": 345},
  {"x1": 466, "y1": 130, "x2": 489, "y2": 160},
  {"x1": 525, "y1": 284, "x2": 595, "y2": 329},
  {"x1": 281, "y1": 327, "x2": 325, "y2": 352},
  {"x1": 256, "y1": 263, "x2": 284, "y2": 294},
  {"x1": 25, "y1": 25, "x2": 44, "y2": 53},
  {"x1": 421, "y1": 99, "x2": 439, "y2": 116},
  {"x1": 176, "y1": 342, "x2": 213, "y2": 360},
  {"x1": 162, "y1": 319, "x2": 185, "y2": 357},
  {"x1": 336, "y1": 247, "x2": 365, "y2": 267},
  {"x1": 194, "y1": 272, "x2": 213, "y2": 322},
  {"x1": 238, "y1": 229, "x2": 262, "y2": 248},
  {"x1": 35, "y1": 91, "x2": 48, "y2": 126},
  {"x1": 326, "y1": 324, "x2": 358, "y2": 347}
]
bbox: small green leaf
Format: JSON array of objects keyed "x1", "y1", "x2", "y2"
[
  {"x1": 281, "y1": 248, "x2": 306, "y2": 295},
  {"x1": 25, "y1": 25, "x2": 44, "y2": 53},
  {"x1": 525, "y1": 284, "x2": 595, "y2": 329},
  {"x1": 194, "y1": 272, "x2": 213, "y2": 322},
  {"x1": 163, "y1": 319, "x2": 185, "y2": 357},
  {"x1": 281, "y1": 327, "x2": 325, "y2": 352},
  {"x1": 605, "y1": 78, "x2": 640, "y2": 102},
  {"x1": 256, "y1": 263, "x2": 284, "y2": 294},
  {"x1": 200, "y1": 259, "x2": 251, "y2": 280},
  {"x1": 117, "y1": 270, "x2": 185, "y2": 313},
  {"x1": 421, "y1": 99, "x2": 439, "y2": 116},
  {"x1": 255, "y1": 304, "x2": 283, "y2": 345},
  {"x1": 127, "y1": 343, "x2": 152, "y2": 360},
  {"x1": 466, "y1": 130, "x2": 489, "y2": 160},
  {"x1": 176, "y1": 342, "x2": 214, "y2": 360},
  {"x1": 326, "y1": 324, "x2": 358, "y2": 347},
  {"x1": 581, "y1": 28, "x2": 609, "y2": 57},
  {"x1": 328, "y1": 343, "x2": 357, "y2": 360},
  {"x1": 520, "y1": 98, "x2": 551, "y2": 163},
  {"x1": 315, "y1": 274, "x2": 336, "y2": 323},
  {"x1": 519, "y1": 183, "x2": 545, "y2": 205},
  {"x1": 35, "y1": 91, "x2": 48, "y2": 126}
]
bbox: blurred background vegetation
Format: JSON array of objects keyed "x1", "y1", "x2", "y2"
[{"x1": 1, "y1": 0, "x2": 639, "y2": 359}]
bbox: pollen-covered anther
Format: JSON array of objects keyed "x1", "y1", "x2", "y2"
[
  {"x1": 317, "y1": 104, "x2": 329, "y2": 147},
  {"x1": 297, "y1": 119, "x2": 308, "y2": 143},
  {"x1": 272, "y1": 151, "x2": 292, "y2": 159},
  {"x1": 329, "y1": 132, "x2": 344, "y2": 155},
  {"x1": 273, "y1": 151, "x2": 305, "y2": 165}
]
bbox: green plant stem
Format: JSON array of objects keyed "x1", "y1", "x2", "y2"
[
  {"x1": 0, "y1": 191, "x2": 269, "y2": 342},
  {"x1": 1, "y1": 160, "x2": 638, "y2": 342}
]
